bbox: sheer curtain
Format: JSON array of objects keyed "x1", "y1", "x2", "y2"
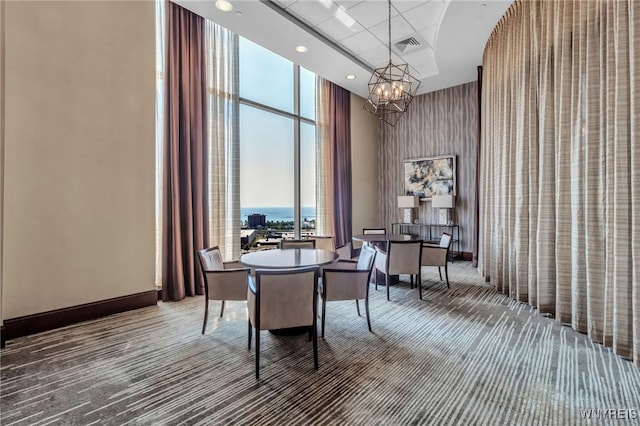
[
  {"x1": 315, "y1": 78, "x2": 334, "y2": 238},
  {"x1": 479, "y1": 0, "x2": 639, "y2": 365},
  {"x1": 205, "y1": 22, "x2": 240, "y2": 261},
  {"x1": 161, "y1": 1, "x2": 208, "y2": 301},
  {"x1": 155, "y1": 0, "x2": 165, "y2": 288},
  {"x1": 315, "y1": 78, "x2": 352, "y2": 248}
]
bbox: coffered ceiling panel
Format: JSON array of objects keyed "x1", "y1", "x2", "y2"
[{"x1": 172, "y1": 0, "x2": 513, "y2": 97}]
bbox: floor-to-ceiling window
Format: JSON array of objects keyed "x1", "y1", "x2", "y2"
[
  {"x1": 238, "y1": 37, "x2": 316, "y2": 249},
  {"x1": 155, "y1": 1, "x2": 317, "y2": 283}
]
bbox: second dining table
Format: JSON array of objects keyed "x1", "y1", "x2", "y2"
[{"x1": 351, "y1": 233, "x2": 419, "y2": 245}]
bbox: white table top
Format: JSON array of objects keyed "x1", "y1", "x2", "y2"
[{"x1": 239, "y1": 248, "x2": 338, "y2": 269}]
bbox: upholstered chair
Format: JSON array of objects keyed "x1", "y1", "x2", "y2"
[
  {"x1": 362, "y1": 227, "x2": 387, "y2": 252},
  {"x1": 197, "y1": 246, "x2": 251, "y2": 334},
  {"x1": 362, "y1": 228, "x2": 386, "y2": 235},
  {"x1": 374, "y1": 240, "x2": 423, "y2": 301},
  {"x1": 420, "y1": 233, "x2": 453, "y2": 297},
  {"x1": 305, "y1": 235, "x2": 335, "y2": 252},
  {"x1": 280, "y1": 239, "x2": 316, "y2": 249},
  {"x1": 319, "y1": 245, "x2": 376, "y2": 337},
  {"x1": 336, "y1": 241, "x2": 355, "y2": 260},
  {"x1": 247, "y1": 266, "x2": 319, "y2": 380}
]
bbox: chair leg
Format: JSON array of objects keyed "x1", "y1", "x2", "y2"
[
  {"x1": 438, "y1": 267, "x2": 443, "y2": 281},
  {"x1": 247, "y1": 321, "x2": 252, "y2": 350},
  {"x1": 312, "y1": 324, "x2": 319, "y2": 370},
  {"x1": 202, "y1": 300, "x2": 209, "y2": 335},
  {"x1": 419, "y1": 272, "x2": 423, "y2": 300},
  {"x1": 386, "y1": 274, "x2": 390, "y2": 302},
  {"x1": 321, "y1": 298, "x2": 327, "y2": 338},
  {"x1": 375, "y1": 269, "x2": 378, "y2": 291},
  {"x1": 410, "y1": 274, "x2": 414, "y2": 288},
  {"x1": 220, "y1": 300, "x2": 225, "y2": 318},
  {"x1": 355, "y1": 299, "x2": 361, "y2": 316},
  {"x1": 365, "y1": 297, "x2": 372, "y2": 332},
  {"x1": 255, "y1": 328, "x2": 260, "y2": 380},
  {"x1": 445, "y1": 263, "x2": 450, "y2": 288}
]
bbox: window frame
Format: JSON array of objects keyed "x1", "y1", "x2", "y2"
[{"x1": 238, "y1": 40, "x2": 316, "y2": 239}]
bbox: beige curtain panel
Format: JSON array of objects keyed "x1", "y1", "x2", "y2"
[
  {"x1": 315, "y1": 78, "x2": 334, "y2": 238},
  {"x1": 206, "y1": 22, "x2": 240, "y2": 261},
  {"x1": 479, "y1": 0, "x2": 639, "y2": 366}
]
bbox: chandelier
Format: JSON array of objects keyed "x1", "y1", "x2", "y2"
[{"x1": 364, "y1": 0, "x2": 421, "y2": 126}]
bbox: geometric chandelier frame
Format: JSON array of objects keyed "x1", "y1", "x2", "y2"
[{"x1": 364, "y1": 0, "x2": 421, "y2": 126}]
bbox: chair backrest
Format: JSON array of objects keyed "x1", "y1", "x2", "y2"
[
  {"x1": 421, "y1": 243, "x2": 448, "y2": 267},
  {"x1": 356, "y1": 244, "x2": 376, "y2": 271},
  {"x1": 439, "y1": 232, "x2": 452, "y2": 249},
  {"x1": 323, "y1": 246, "x2": 376, "y2": 301},
  {"x1": 280, "y1": 239, "x2": 316, "y2": 249},
  {"x1": 336, "y1": 241, "x2": 353, "y2": 260},
  {"x1": 387, "y1": 240, "x2": 422, "y2": 275},
  {"x1": 363, "y1": 228, "x2": 386, "y2": 235},
  {"x1": 306, "y1": 235, "x2": 335, "y2": 251},
  {"x1": 197, "y1": 246, "x2": 224, "y2": 271},
  {"x1": 197, "y1": 247, "x2": 248, "y2": 301},
  {"x1": 252, "y1": 267, "x2": 318, "y2": 330}
]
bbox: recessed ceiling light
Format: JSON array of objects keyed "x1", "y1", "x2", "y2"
[
  {"x1": 215, "y1": 0, "x2": 233, "y2": 12},
  {"x1": 345, "y1": 74, "x2": 356, "y2": 80},
  {"x1": 295, "y1": 45, "x2": 308, "y2": 53}
]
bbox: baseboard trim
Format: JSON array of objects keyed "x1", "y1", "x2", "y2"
[
  {"x1": 460, "y1": 252, "x2": 473, "y2": 261},
  {"x1": 3, "y1": 290, "x2": 158, "y2": 341},
  {"x1": 453, "y1": 252, "x2": 473, "y2": 261}
]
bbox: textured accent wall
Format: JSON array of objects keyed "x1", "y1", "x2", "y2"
[{"x1": 379, "y1": 82, "x2": 477, "y2": 253}]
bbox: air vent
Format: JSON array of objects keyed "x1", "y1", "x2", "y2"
[{"x1": 395, "y1": 37, "x2": 421, "y2": 53}]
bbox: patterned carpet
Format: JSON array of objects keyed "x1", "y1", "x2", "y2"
[{"x1": 1, "y1": 262, "x2": 639, "y2": 425}]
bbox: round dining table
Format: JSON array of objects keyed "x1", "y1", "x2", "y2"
[{"x1": 239, "y1": 248, "x2": 338, "y2": 269}]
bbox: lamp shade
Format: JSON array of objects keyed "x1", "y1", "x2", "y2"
[
  {"x1": 431, "y1": 194, "x2": 454, "y2": 208},
  {"x1": 398, "y1": 195, "x2": 419, "y2": 208}
]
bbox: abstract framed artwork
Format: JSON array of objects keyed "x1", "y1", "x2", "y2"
[{"x1": 403, "y1": 155, "x2": 456, "y2": 200}]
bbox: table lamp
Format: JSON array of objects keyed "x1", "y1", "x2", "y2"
[
  {"x1": 398, "y1": 195, "x2": 419, "y2": 224},
  {"x1": 431, "y1": 194, "x2": 455, "y2": 225}
]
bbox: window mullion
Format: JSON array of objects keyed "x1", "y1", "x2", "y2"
[{"x1": 293, "y1": 64, "x2": 301, "y2": 238}]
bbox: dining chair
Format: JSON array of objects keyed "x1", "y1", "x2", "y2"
[
  {"x1": 362, "y1": 227, "x2": 386, "y2": 235},
  {"x1": 336, "y1": 241, "x2": 355, "y2": 260},
  {"x1": 362, "y1": 227, "x2": 387, "y2": 252},
  {"x1": 247, "y1": 266, "x2": 320, "y2": 380},
  {"x1": 374, "y1": 240, "x2": 423, "y2": 301},
  {"x1": 319, "y1": 245, "x2": 376, "y2": 337},
  {"x1": 420, "y1": 233, "x2": 452, "y2": 297},
  {"x1": 280, "y1": 239, "x2": 316, "y2": 249},
  {"x1": 197, "y1": 246, "x2": 251, "y2": 334},
  {"x1": 305, "y1": 235, "x2": 335, "y2": 252}
]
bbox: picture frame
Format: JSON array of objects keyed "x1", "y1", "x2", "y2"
[{"x1": 403, "y1": 155, "x2": 456, "y2": 200}]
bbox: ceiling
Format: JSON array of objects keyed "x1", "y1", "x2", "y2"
[{"x1": 172, "y1": 0, "x2": 513, "y2": 98}]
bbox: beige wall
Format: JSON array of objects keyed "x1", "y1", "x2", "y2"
[
  {"x1": 2, "y1": 1, "x2": 156, "y2": 319},
  {"x1": 350, "y1": 93, "x2": 380, "y2": 237}
]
